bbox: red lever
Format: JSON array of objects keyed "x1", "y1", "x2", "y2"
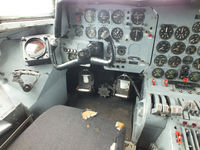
[
  {"x1": 164, "y1": 80, "x2": 168, "y2": 87},
  {"x1": 152, "y1": 78, "x2": 156, "y2": 85},
  {"x1": 176, "y1": 131, "x2": 182, "y2": 143}
]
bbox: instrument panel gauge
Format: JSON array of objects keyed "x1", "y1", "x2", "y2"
[
  {"x1": 189, "y1": 34, "x2": 200, "y2": 44},
  {"x1": 193, "y1": 58, "x2": 200, "y2": 70},
  {"x1": 168, "y1": 56, "x2": 181, "y2": 68},
  {"x1": 186, "y1": 45, "x2": 196, "y2": 55},
  {"x1": 183, "y1": 56, "x2": 193, "y2": 65},
  {"x1": 98, "y1": 10, "x2": 110, "y2": 23},
  {"x1": 154, "y1": 55, "x2": 167, "y2": 67},
  {"x1": 130, "y1": 27, "x2": 143, "y2": 41},
  {"x1": 117, "y1": 46, "x2": 126, "y2": 56},
  {"x1": 86, "y1": 27, "x2": 96, "y2": 39},
  {"x1": 111, "y1": 28, "x2": 123, "y2": 41},
  {"x1": 111, "y1": 10, "x2": 124, "y2": 24},
  {"x1": 131, "y1": 9, "x2": 145, "y2": 25},
  {"x1": 84, "y1": 9, "x2": 96, "y2": 23},
  {"x1": 98, "y1": 27, "x2": 109, "y2": 39},
  {"x1": 189, "y1": 72, "x2": 200, "y2": 82},
  {"x1": 152, "y1": 68, "x2": 164, "y2": 78},
  {"x1": 156, "y1": 41, "x2": 170, "y2": 53},
  {"x1": 171, "y1": 42, "x2": 186, "y2": 54},
  {"x1": 165, "y1": 69, "x2": 178, "y2": 79},
  {"x1": 192, "y1": 22, "x2": 200, "y2": 33},
  {"x1": 174, "y1": 26, "x2": 190, "y2": 40},
  {"x1": 159, "y1": 25, "x2": 174, "y2": 40}
]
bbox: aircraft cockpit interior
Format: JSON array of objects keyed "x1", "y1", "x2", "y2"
[{"x1": 1, "y1": 0, "x2": 200, "y2": 149}]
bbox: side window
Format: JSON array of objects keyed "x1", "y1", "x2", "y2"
[{"x1": 0, "y1": 0, "x2": 55, "y2": 22}]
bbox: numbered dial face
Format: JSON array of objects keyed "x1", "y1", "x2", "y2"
[
  {"x1": 183, "y1": 56, "x2": 193, "y2": 64},
  {"x1": 186, "y1": 45, "x2": 196, "y2": 55},
  {"x1": 131, "y1": 10, "x2": 145, "y2": 25},
  {"x1": 111, "y1": 28, "x2": 123, "y2": 41},
  {"x1": 98, "y1": 27, "x2": 109, "y2": 39},
  {"x1": 193, "y1": 58, "x2": 200, "y2": 70},
  {"x1": 152, "y1": 68, "x2": 164, "y2": 78},
  {"x1": 189, "y1": 34, "x2": 200, "y2": 44},
  {"x1": 192, "y1": 22, "x2": 200, "y2": 33},
  {"x1": 189, "y1": 72, "x2": 200, "y2": 82},
  {"x1": 98, "y1": 10, "x2": 110, "y2": 23},
  {"x1": 156, "y1": 41, "x2": 170, "y2": 53},
  {"x1": 130, "y1": 27, "x2": 143, "y2": 41},
  {"x1": 159, "y1": 25, "x2": 174, "y2": 40},
  {"x1": 174, "y1": 26, "x2": 190, "y2": 40},
  {"x1": 154, "y1": 55, "x2": 167, "y2": 67},
  {"x1": 168, "y1": 56, "x2": 181, "y2": 68},
  {"x1": 117, "y1": 46, "x2": 126, "y2": 56},
  {"x1": 86, "y1": 27, "x2": 96, "y2": 39},
  {"x1": 165, "y1": 69, "x2": 178, "y2": 79},
  {"x1": 84, "y1": 9, "x2": 96, "y2": 23},
  {"x1": 171, "y1": 42, "x2": 186, "y2": 54},
  {"x1": 111, "y1": 10, "x2": 124, "y2": 24}
]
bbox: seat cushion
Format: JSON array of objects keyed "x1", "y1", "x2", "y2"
[{"x1": 8, "y1": 105, "x2": 125, "y2": 150}]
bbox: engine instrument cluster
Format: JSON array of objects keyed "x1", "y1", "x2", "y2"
[{"x1": 152, "y1": 20, "x2": 200, "y2": 84}]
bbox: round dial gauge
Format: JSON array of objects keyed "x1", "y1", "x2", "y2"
[
  {"x1": 156, "y1": 41, "x2": 170, "y2": 53},
  {"x1": 74, "y1": 26, "x2": 83, "y2": 36},
  {"x1": 189, "y1": 34, "x2": 200, "y2": 44},
  {"x1": 165, "y1": 69, "x2": 178, "y2": 79},
  {"x1": 25, "y1": 38, "x2": 46, "y2": 59},
  {"x1": 174, "y1": 26, "x2": 190, "y2": 40},
  {"x1": 186, "y1": 45, "x2": 196, "y2": 55},
  {"x1": 111, "y1": 28, "x2": 123, "y2": 41},
  {"x1": 117, "y1": 46, "x2": 126, "y2": 56},
  {"x1": 152, "y1": 68, "x2": 164, "y2": 78},
  {"x1": 183, "y1": 56, "x2": 193, "y2": 64},
  {"x1": 84, "y1": 9, "x2": 96, "y2": 23},
  {"x1": 193, "y1": 58, "x2": 200, "y2": 70},
  {"x1": 111, "y1": 10, "x2": 124, "y2": 24},
  {"x1": 189, "y1": 72, "x2": 200, "y2": 82},
  {"x1": 171, "y1": 42, "x2": 186, "y2": 54},
  {"x1": 168, "y1": 56, "x2": 181, "y2": 68},
  {"x1": 159, "y1": 25, "x2": 174, "y2": 40},
  {"x1": 131, "y1": 10, "x2": 145, "y2": 25},
  {"x1": 98, "y1": 10, "x2": 110, "y2": 23},
  {"x1": 98, "y1": 27, "x2": 109, "y2": 39},
  {"x1": 130, "y1": 27, "x2": 143, "y2": 41},
  {"x1": 154, "y1": 55, "x2": 167, "y2": 67},
  {"x1": 85, "y1": 27, "x2": 96, "y2": 39},
  {"x1": 192, "y1": 22, "x2": 200, "y2": 33}
]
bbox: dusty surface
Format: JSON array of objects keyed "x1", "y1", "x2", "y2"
[{"x1": 67, "y1": 92, "x2": 134, "y2": 140}]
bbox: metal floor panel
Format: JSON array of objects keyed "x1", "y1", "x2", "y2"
[{"x1": 66, "y1": 93, "x2": 134, "y2": 140}]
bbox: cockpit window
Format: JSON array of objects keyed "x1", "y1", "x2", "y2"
[{"x1": 0, "y1": 0, "x2": 55, "y2": 22}]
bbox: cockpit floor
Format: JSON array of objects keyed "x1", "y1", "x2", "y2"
[{"x1": 66, "y1": 92, "x2": 134, "y2": 140}]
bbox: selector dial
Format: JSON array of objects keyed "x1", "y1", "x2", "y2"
[
  {"x1": 152, "y1": 68, "x2": 164, "y2": 78},
  {"x1": 168, "y1": 56, "x2": 181, "y2": 68},
  {"x1": 192, "y1": 22, "x2": 200, "y2": 33},
  {"x1": 130, "y1": 27, "x2": 143, "y2": 41},
  {"x1": 171, "y1": 42, "x2": 186, "y2": 55},
  {"x1": 156, "y1": 41, "x2": 171, "y2": 53},
  {"x1": 154, "y1": 55, "x2": 167, "y2": 67},
  {"x1": 189, "y1": 34, "x2": 200, "y2": 44},
  {"x1": 174, "y1": 26, "x2": 190, "y2": 40},
  {"x1": 159, "y1": 25, "x2": 174, "y2": 40},
  {"x1": 165, "y1": 69, "x2": 178, "y2": 79}
]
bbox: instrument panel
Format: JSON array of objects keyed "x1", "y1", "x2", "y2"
[
  {"x1": 151, "y1": 6, "x2": 200, "y2": 84},
  {"x1": 60, "y1": 4, "x2": 158, "y2": 73}
]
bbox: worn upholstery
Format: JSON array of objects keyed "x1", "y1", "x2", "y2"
[{"x1": 8, "y1": 105, "x2": 126, "y2": 150}]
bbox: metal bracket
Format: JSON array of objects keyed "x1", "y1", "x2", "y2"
[{"x1": 12, "y1": 69, "x2": 40, "y2": 92}]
